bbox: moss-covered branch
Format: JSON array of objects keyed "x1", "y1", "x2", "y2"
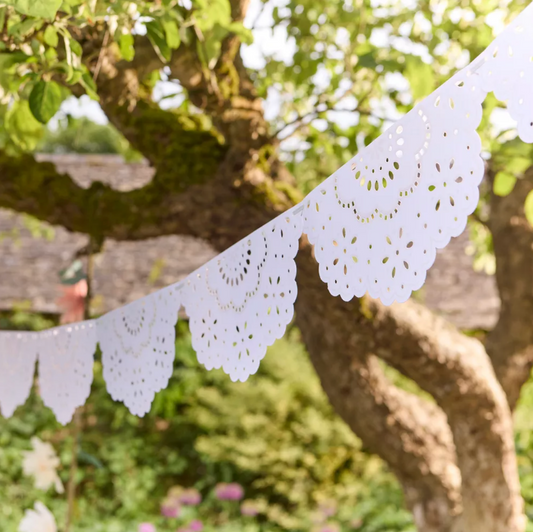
[
  {"x1": 0, "y1": 151, "x2": 184, "y2": 241},
  {"x1": 0, "y1": 108, "x2": 228, "y2": 241},
  {"x1": 0, "y1": 142, "x2": 297, "y2": 248},
  {"x1": 106, "y1": 103, "x2": 227, "y2": 191}
]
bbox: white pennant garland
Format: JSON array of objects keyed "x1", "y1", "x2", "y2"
[
  {"x1": 0, "y1": 331, "x2": 37, "y2": 418},
  {"x1": 1, "y1": 4, "x2": 533, "y2": 423},
  {"x1": 38, "y1": 322, "x2": 97, "y2": 425},
  {"x1": 184, "y1": 213, "x2": 303, "y2": 382},
  {"x1": 98, "y1": 284, "x2": 181, "y2": 416},
  {"x1": 303, "y1": 69, "x2": 485, "y2": 304},
  {"x1": 477, "y1": 14, "x2": 533, "y2": 141}
]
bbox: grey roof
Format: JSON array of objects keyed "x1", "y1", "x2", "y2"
[{"x1": 0, "y1": 154, "x2": 499, "y2": 330}]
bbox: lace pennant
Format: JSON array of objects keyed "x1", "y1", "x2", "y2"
[
  {"x1": 303, "y1": 69, "x2": 486, "y2": 304},
  {"x1": 0, "y1": 332, "x2": 38, "y2": 418},
  {"x1": 476, "y1": 5, "x2": 533, "y2": 143},
  {"x1": 98, "y1": 284, "x2": 181, "y2": 416},
  {"x1": 183, "y1": 211, "x2": 303, "y2": 381},
  {"x1": 38, "y1": 321, "x2": 97, "y2": 425}
]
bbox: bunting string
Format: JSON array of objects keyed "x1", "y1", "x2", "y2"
[{"x1": 1, "y1": 3, "x2": 533, "y2": 423}]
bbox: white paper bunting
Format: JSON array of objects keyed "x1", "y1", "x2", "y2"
[
  {"x1": 38, "y1": 322, "x2": 97, "y2": 425},
  {"x1": 476, "y1": 10, "x2": 533, "y2": 143},
  {"x1": 184, "y1": 212, "x2": 303, "y2": 382},
  {"x1": 1, "y1": 3, "x2": 533, "y2": 422},
  {"x1": 98, "y1": 284, "x2": 181, "y2": 416},
  {"x1": 0, "y1": 331, "x2": 38, "y2": 418},
  {"x1": 303, "y1": 69, "x2": 485, "y2": 304}
]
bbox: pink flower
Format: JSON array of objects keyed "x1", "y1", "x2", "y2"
[
  {"x1": 176, "y1": 521, "x2": 203, "y2": 532},
  {"x1": 240, "y1": 500, "x2": 260, "y2": 516},
  {"x1": 320, "y1": 524, "x2": 340, "y2": 532},
  {"x1": 56, "y1": 279, "x2": 87, "y2": 324},
  {"x1": 215, "y1": 482, "x2": 244, "y2": 501},
  {"x1": 178, "y1": 488, "x2": 201, "y2": 506},
  {"x1": 160, "y1": 497, "x2": 180, "y2": 518},
  {"x1": 138, "y1": 524, "x2": 156, "y2": 532},
  {"x1": 188, "y1": 520, "x2": 204, "y2": 532},
  {"x1": 161, "y1": 490, "x2": 183, "y2": 518}
]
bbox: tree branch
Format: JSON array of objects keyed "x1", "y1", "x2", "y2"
[
  {"x1": 0, "y1": 144, "x2": 296, "y2": 249},
  {"x1": 360, "y1": 297, "x2": 523, "y2": 530},
  {"x1": 229, "y1": 0, "x2": 251, "y2": 21},
  {"x1": 294, "y1": 246, "x2": 462, "y2": 531},
  {"x1": 0, "y1": 151, "x2": 186, "y2": 241},
  {"x1": 486, "y1": 166, "x2": 533, "y2": 409},
  {"x1": 77, "y1": 24, "x2": 274, "y2": 159}
]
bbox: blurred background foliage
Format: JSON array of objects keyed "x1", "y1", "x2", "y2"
[
  {"x1": 0, "y1": 315, "x2": 414, "y2": 532},
  {"x1": 3, "y1": 312, "x2": 533, "y2": 531},
  {"x1": 37, "y1": 115, "x2": 142, "y2": 161}
]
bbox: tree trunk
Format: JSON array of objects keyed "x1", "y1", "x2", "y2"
[{"x1": 295, "y1": 244, "x2": 525, "y2": 532}]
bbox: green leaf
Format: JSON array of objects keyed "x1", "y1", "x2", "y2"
[
  {"x1": 44, "y1": 46, "x2": 57, "y2": 61},
  {"x1": 525, "y1": 190, "x2": 533, "y2": 227},
  {"x1": 357, "y1": 52, "x2": 377, "y2": 69},
  {"x1": 493, "y1": 171, "x2": 517, "y2": 197},
  {"x1": 30, "y1": 38, "x2": 42, "y2": 56},
  {"x1": 146, "y1": 21, "x2": 171, "y2": 62},
  {"x1": 28, "y1": 80, "x2": 63, "y2": 123},
  {"x1": 227, "y1": 22, "x2": 253, "y2": 45},
  {"x1": 44, "y1": 25, "x2": 58, "y2": 47},
  {"x1": 0, "y1": 52, "x2": 28, "y2": 70},
  {"x1": 8, "y1": 17, "x2": 42, "y2": 38},
  {"x1": 69, "y1": 37, "x2": 82, "y2": 57},
  {"x1": 0, "y1": 52, "x2": 29, "y2": 88},
  {"x1": 5, "y1": 99, "x2": 44, "y2": 150},
  {"x1": 67, "y1": 69, "x2": 82, "y2": 85},
  {"x1": 196, "y1": 22, "x2": 228, "y2": 69},
  {"x1": 80, "y1": 71, "x2": 98, "y2": 100},
  {"x1": 118, "y1": 33, "x2": 135, "y2": 61},
  {"x1": 8, "y1": 0, "x2": 62, "y2": 19},
  {"x1": 78, "y1": 450, "x2": 104, "y2": 469},
  {"x1": 404, "y1": 56, "x2": 435, "y2": 101},
  {"x1": 162, "y1": 18, "x2": 180, "y2": 50},
  {"x1": 195, "y1": 0, "x2": 231, "y2": 32}
]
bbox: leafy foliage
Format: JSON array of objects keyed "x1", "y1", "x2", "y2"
[
  {"x1": 37, "y1": 115, "x2": 142, "y2": 160},
  {"x1": 6, "y1": 0, "x2": 63, "y2": 20},
  {"x1": 0, "y1": 0, "x2": 250, "y2": 152},
  {"x1": 29, "y1": 80, "x2": 64, "y2": 124}
]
